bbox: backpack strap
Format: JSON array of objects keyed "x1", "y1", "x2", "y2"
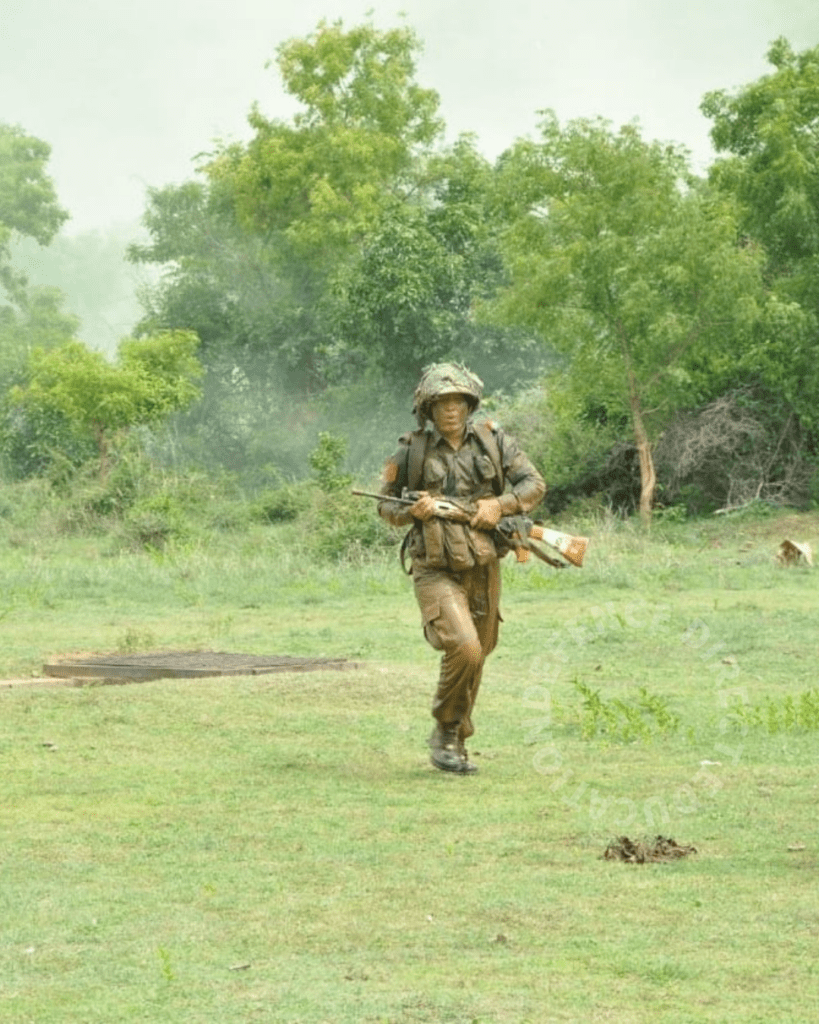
[
  {"x1": 407, "y1": 428, "x2": 433, "y2": 492},
  {"x1": 473, "y1": 420, "x2": 504, "y2": 496}
]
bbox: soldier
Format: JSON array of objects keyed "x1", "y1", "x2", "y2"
[{"x1": 378, "y1": 363, "x2": 545, "y2": 774}]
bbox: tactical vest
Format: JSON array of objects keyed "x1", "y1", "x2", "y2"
[
  {"x1": 405, "y1": 420, "x2": 504, "y2": 496},
  {"x1": 398, "y1": 421, "x2": 505, "y2": 573}
]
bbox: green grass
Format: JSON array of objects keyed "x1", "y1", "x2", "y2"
[{"x1": 2, "y1": 506, "x2": 819, "y2": 1022}]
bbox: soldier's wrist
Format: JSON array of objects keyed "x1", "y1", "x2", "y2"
[{"x1": 497, "y1": 494, "x2": 521, "y2": 516}]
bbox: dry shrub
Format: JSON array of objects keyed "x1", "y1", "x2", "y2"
[{"x1": 655, "y1": 392, "x2": 814, "y2": 513}]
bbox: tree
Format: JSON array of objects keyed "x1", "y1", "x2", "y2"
[
  {"x1": 702, "y1": 38, "x2": 819, "y2": 295},
  {"x1": 213, "y1": 18, "x2": 443, "y2": 263},
  {"x1": 0, "y1": 122, "x2": 68, "y2": 301},
  {"x1": 130, "y1": 18, "x2": 448, "y2": 397},
  {"x1": 0, "y1": 123, "x2": 73, "y2": 391},
  {"x1": 488, "y1": 114, "x2": 768, "y2": 522},
  {"x1": 8, "y1": 330, "x2": 202, "y2": 477},
  {"x1": 0, "y1": 287, "x2": 78, "y2": 391},
  {"x1": 702, "y1": 38, "x2": 819, "y2": 443},
  {"x1": 330, "y1": 136, "x2": 523, "y2": 387}
]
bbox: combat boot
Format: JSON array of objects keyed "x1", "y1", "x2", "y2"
[{"x1": 429, "y1": 724, "x2": 478, "y2": 774}]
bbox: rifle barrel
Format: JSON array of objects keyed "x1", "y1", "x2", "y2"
[{"x1": 351, "y1": 489, "x2": 413, "y2": 505}]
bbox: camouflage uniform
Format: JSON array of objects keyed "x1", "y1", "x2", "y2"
[{"x1": 378, "y1": 364, "x2": 545, "y2": 772}]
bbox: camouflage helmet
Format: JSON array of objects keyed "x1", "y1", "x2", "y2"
[{"x1": 413, "y1": 362, "x2": 484, "y2": 427}]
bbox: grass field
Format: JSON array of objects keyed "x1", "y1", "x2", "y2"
[{"x1": 2, "y1": 505, "x2": 819, "y2": 1022}]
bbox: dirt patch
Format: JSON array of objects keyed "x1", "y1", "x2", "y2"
[
  {"x1": 603, "y1": 835, "x2": 698, "y2": 863},
  {"x1": 1, "y1": 677, "x2": 67, "y2": 691}
]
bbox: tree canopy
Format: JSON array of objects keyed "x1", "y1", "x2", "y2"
[
  {"x1": 703, "y1": 38, "x2": 819, "y2": 282},
  {"x1": 0, "y1": 123, "x2": 75, "y2": 396},
  {"x1": 488, "y1": 114, "x2": 769, "y2": 519}
]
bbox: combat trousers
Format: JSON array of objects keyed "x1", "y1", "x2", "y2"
[{"x1": 413, "y1": 559, "x2": 501, "y2": 742}]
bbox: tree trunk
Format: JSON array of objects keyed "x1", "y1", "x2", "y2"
[{"x1": 628, "y1": 372, "x2": 656, "y2": 527}]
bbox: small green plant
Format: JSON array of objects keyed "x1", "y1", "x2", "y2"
[
  {"x1": 726, "y1": 689, "x2": 819, "y2": 734},
  {"x1": 117, "y1": 627, "x2": 158, "y2": 653},
  {"x1": 309, "y1": 432, "x2": 353, "y2": 494},
  {"x1": 572, "y1": 679, "x2": 680, "y2": 742},
  {"x1": 157, "y1": 946, "x2": 175, "y2": 982}
]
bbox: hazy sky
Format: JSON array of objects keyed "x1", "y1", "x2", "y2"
[{"x1": 4, "y1": 0, "x2": 818, "y2": 235}]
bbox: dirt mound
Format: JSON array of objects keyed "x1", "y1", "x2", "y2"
[{"x1": 603, "y1": 835, "x2": 697, "y2": 863}]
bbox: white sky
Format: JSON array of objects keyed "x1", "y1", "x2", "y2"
[{"x1": 3, "y1": 0, "x2": 818, "y2": 235}]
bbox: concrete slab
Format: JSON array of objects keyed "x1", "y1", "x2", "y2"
[{"x1": 42, "y1": 650, "x2": 361, "y2": 683}]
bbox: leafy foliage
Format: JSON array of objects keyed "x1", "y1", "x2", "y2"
[
  {"x1": 0, "y1": 122, "x2": 73, "y2": 392},
  {"x1": 225, "y1": 18, "x2": 443, "y2": 258},
  {"x1": 703, "y1": 38, "x2": 819, "y2": 283},
  {"x1": 6, "y1": 331, "x2": 202, "y2": 477},
  {"x1": 0, "y1": 123, "x2": 68, "y2": 276},
  {"x1": 703, "y1": 39, "x2": 819, "y2": 442},
  {"x1": 488, "y1": 114, "x2": 770, "y2": 518},
  {"x1": 304, "y1": 431, "x2": 393, "y2": 560}
]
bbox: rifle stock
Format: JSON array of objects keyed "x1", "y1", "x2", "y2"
[{"x1": 527, "y1": 524, "x2": 588, "y2": 568}]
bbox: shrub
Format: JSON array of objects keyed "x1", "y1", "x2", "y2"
[
  {"x1": 301, "y1": 431, "x2": 394, "y2": 560},
  {"x1": 493, "y1": 385, "x2": 637, "y2": 514},
  {"x1": 250, "y1": 481, "x2": 314, "y2": 524},
  {"x1": 121, "y1": 493, "x2": 190, "y2": 550},
  {"x1": 302, "y1": 489, "x2": 395, "y2": 561},
  {"x1": 654, "y1": 391, "x2": 817, "y2": 513}
]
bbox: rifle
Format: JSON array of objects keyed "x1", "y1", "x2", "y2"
[{"x1": 352, "y1": 490, "x2": 588, "y2": 568}]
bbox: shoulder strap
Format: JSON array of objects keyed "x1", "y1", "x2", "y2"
[
  {"x1": 407, "y1": 429, "x2": 432, "y2": 492},
  {"x1": 473, "y1": 420, "x2": 504, "y2": 496}
]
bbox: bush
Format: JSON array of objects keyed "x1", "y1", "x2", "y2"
[
  {"x1": 300, "y1": 431, "x2": 394, "y2": 560},
  {"x1": 250, "y1": 481, "x2": 314, "y2": 524},
  {"x1": 302, "y1": 489, "x2": 395, "y2": 561},
  {"x1": 493, "y1": 385, "x2": 637, "y2": 514},
  {"x1": 121, "y1": 493, "x2": 190, "y2": 550},
  {"x1": 654, "y1": 390, "x2": 818, "y2": 513}
]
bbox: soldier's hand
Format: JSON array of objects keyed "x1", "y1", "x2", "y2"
[
  {"x1": 409, "y1": 491, "x2": 439, "y2": 522},
  {"x1": 470, "y1": 497, "x2": 503, "y2": 530}
]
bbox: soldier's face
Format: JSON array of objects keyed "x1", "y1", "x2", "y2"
[{"x1": 431, "y1": 393, "x2": 469, "y2": 437}]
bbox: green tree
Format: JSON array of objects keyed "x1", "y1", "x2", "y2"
[
  {"x1": 0, "y1": 122, "x2": 68, "y2": 295},
  {"x1": 8, "y1": 330, "x2": 202, "y2": 477},
  {"x1": 130, "y1": 18, "x2": 447, "y2": 397},
  {"x1": 214, "y1": 17, "x2": 443, "y2": 262},
  {"x1": 489, "y1": 114, "x2": 768, "y2": 522},
  {"x1": 330, "y1": 135, "x2": 546, "y2": 391},
  {"x1": 0, "y1": 287, "x2": 78, "y2": 391},
  {"x1": 702, "y1": 38, "x2": 819, "y2": 442},
  {"x1": 702, "y1": 38, "x2": 819, "y2": 295},
  {"x1": 0, "y1": 123, "x2": 72, "y2": 389}
]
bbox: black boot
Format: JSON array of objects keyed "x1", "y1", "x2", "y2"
[{"x1": 429, "y1": 724, "x2": 478, "y2": 774}]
